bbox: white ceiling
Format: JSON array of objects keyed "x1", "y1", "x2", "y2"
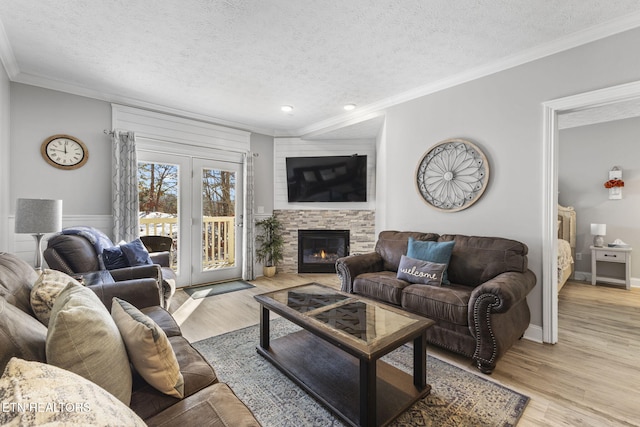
[{"x1": 1, "y1": 1, "x2": 640, "y2": 138}]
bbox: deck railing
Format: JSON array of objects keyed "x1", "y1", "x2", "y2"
[{"x1": 139, "y1": 216, "x2": 235, "y2": 270}]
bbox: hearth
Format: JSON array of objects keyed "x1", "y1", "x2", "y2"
[{"x1": 298, "y1": 229, "x2": 350, "y2": 273}]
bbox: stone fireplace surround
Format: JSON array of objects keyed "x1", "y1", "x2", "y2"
[{"x1": 274, "y1": 209, "x2": 376, "y2": 274}]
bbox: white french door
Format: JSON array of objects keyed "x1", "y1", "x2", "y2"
[
  {"x1": 191, "y1": 158, "x2": 243, "y2": 284},
  {"x1": 137, "y1": 151, "x2": 243, "y2": 287}
]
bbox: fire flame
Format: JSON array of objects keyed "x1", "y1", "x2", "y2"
[{"x1": 320, "y1": 250, "x2": 326, "y2": 259}]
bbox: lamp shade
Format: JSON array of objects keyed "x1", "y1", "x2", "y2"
[
  {"x1": 15, "y1": 198, "x2": 63, "y2": 234},
  {"x1": 590, "y1": 223, "x2": 606, "y2": 236}
]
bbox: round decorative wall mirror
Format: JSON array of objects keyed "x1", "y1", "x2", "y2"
[{"x1": 415, "y1": 138, "x2": 489, "y2": 212}]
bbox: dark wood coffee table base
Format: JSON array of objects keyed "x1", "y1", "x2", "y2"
[{"x1": 257, "y1": 328, "x2": 431, "y2": 427}]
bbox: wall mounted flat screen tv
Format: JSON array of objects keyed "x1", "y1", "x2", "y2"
[{"x1": 286, "y1": 155, "x2": 367, "y2": 202}]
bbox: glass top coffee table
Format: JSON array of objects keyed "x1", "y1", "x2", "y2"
[{"x1": 254, "y1": 283, "x2": 435, "y2": 427}]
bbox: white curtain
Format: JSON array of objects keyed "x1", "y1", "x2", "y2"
[
  {"x1": 242, "y1": 152, "x2": 256, "y2": 280},
  {"x1": 112, "y1": 131, "x2": 139, "y2": 242}
]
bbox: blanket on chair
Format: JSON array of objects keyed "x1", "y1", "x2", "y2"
[{"x1": 59, "y1": 226, "x2": 114, "y2": 270}]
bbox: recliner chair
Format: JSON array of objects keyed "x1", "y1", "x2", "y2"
[
  {"x1": 43, "y1": 227, "x2": 176, "y2": 309},
  {"x1": 140, "y1": 235, "x2": 174, "y2": 268}
]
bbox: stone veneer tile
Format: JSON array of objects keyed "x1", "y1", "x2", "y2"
[{"x1": 274, "y1": 210, "x2": 376, "y2": 274}]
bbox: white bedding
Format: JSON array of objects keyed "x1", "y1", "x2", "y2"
[
  {"x1": 558, "y1": 238, "x2": 574, "y2": 290},
  {"x1": 557, "y1": 238, "x2": 573, "y2": 272}
]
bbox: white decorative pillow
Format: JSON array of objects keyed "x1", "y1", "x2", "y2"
[
  {"x1": 46, "y1": 282, "x2": 132, "y2": 405},
  {"x1": 0, "y1": 357, "x2": 146, "y2": 426},
  {"x1": 30, "y1": 269, "x2": 81, "y2": 326},
  {"x1": 111, "y1": 297, "x2": 184, "y2": 398}
]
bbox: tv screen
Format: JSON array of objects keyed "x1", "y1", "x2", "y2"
[{"x1": 286, "y1": 155, "x2": 367, "y2": 202}]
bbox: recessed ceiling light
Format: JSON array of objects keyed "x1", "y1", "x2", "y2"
[
  {"x1": 281, "y1": 105, "x2": 294, "y2": 113},
  {"x1": 343, "y1": 104, "x2": 356, "y2": 111}
]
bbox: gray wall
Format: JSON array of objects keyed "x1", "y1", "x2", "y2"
[
  {"x1": 559, "y1": 117, "x2": 640, "y2": 277},
  {"x1": 10, "y1": 83, "x2": 113, "y2": 215},
  {"x1": 250, "y1": 132, "x2": 275, "y2": 215},
  {"x1": 9, "y1": 84, "x2": 278, "y2": 218},
  {"x1": 380, "y1": 27, "x2": 640, "y2": 327},
  {"x1": 5, "y1": 26, "x2": 640, "y2": 329},
  {"x1": 0, "y1": 65, "x2": 9, "y2": 251}
]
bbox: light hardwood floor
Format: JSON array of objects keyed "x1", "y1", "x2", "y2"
[{"x1": 169, "y1": 276, "x2": 640, "y2": 427}]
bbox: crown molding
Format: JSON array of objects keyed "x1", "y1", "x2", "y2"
[
  {"x1": 3, "y1": 11, "x2": 640, "y2": 139},
  {"x1": 298, "y1": 112, "x2": 385, "y2": 140},
  {"x1": 0, "y1": 19, "x2": 19, "y2": 79},
  {"x1": 12, "y1": 72, "x2": 277, "y2": 137},
  {"x1": 291, "y1": 11, "x2": 640, "y2": 137}
]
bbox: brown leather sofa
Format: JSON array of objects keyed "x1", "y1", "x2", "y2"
[
  {"x1": 336, "y1": 231, "x2": 536, "y2": 374},
  {"x1": 0, "y1": 252, "x2": 260, "y2": 426},
  {"x1": 43, "y1": 228, "x2": 176, "y2": 309}
]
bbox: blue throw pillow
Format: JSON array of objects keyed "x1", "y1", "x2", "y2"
[
  {"x1": 406, "y1": 238, "x2": 455, "y2": 285},
  {"x1": 397, "y1": 255, "x2": 447, "y2": 286},
  {"x1": 103, "y1": 246, "x2": 129, "y2": 270},
  {"x1": 120, "y1": 238, "x2": 153, "y2": 267}
]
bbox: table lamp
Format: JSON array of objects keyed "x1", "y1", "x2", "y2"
[
  {"x1": 590, "y1": 223, "x2": 606, "y2": 247},
  {"x1": 15, "y1": 198, "x2": 63, "y2": 271}
]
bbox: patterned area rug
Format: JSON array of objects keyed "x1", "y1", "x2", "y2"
[
  {"x1": 184, "y1": 280, "x2": 254, "y2": 299},
  {"x1": 193, "y1": 319, "x2": 529, "y2": 427}
]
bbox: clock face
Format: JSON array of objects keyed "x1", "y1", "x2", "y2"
[{"x1": 41, "y1": 135, "x2": 89, "y2": 170}]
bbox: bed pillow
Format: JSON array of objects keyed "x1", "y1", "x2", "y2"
[
  {"x1": 111, "y1": 297, "x2": 184, "y2": 398},
  {"x1": 46, "y1": 282, "x2": 132, "y2": 405},
  {"x1": 397, "y1": 255, "x2": 447, "y2": 286},
  {"x1": 103, "y1": 245, "x2": 130, "y2": 270},
  {"x1": 0, "y1": 358, "x2": 145, "y2": 426},
  {"x1": 407, "y1": 238, "x2": 455, "y2": 285},
  {"x1": 120, "y1": 238, "x2": 153, "y2": 266},
  {"x1": 30, "y1": 269, "x2": 80, "y2": 326}
]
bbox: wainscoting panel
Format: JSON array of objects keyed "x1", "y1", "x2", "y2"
[{"x1": 9, "y1": 215, "x2": 112, "y2": 267}]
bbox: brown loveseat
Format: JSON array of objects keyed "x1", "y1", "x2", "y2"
[
  {"x1": 336, "y1": 231, "x2": 536, "y2": 373},
  {"x1": 0, "y1": 252, "x2": 260, "y2": 426}
]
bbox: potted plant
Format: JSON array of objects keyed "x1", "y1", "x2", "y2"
[{"x1": 255, "y1": 215, "x2": 284, "y2": 277}]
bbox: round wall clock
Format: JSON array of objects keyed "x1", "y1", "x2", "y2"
[
  {"x1": 415, "y1": 138, "x2": 489, "y2": 212},
  {"x1": 41, "y1": 134, "x2": 89, "y2": 170}
]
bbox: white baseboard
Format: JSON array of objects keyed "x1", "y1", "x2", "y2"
[
  {"x1": 574, "y1": 270, "x2": 639, "y2": 288},
  {"x1": 522, "y1": 324, "x2": 543, "y2": 343}
]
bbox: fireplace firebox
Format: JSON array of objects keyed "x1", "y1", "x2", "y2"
[{"x1": 298, "y1": 230, "x2": 350, "y2": 273}]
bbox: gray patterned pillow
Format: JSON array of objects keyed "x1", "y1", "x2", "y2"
[
  {"x1": 30, "y1": 269, "x2": 81, "y2": 326},
  {"x1": 0, "y1": 357, "x2": 146, "y2": 426},
  {"x1": 46, "y1": 282, "x2": 132, "y2": 405},
  {"x1": 397, "y1": 255, "x2": 447, "y2": 286}
]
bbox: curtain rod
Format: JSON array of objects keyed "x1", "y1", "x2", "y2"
[{"x1": 103, "y1": 129, "x2": 115, "y2": 136}]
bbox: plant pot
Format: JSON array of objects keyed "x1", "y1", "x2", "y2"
[{"x1": 263, "y1": 266, "x2": 276, "y2": 277}]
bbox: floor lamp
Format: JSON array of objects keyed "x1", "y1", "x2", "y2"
[{"x1": 15, "y1": 198, "x2": 63, "y2": 271}]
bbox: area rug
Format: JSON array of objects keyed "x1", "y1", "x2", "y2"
[
  {"x1": 193, "y1": 318, "x2": 529, "y2": 427},
  {"x1": 184, "y1": 280, "x2": 254, "y2": 299}
]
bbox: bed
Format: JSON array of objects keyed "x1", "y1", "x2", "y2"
[{"x1": 557, "y1": 204, "x2": 576, "y2": 292}]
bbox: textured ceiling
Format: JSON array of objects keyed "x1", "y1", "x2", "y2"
[{"x1": 1, "y1": 1, "x2": 640, "y2": 137}]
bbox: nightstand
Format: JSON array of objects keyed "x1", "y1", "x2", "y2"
[{"x1": 590, "y1": 246, "x2": 632, "y2": 290}]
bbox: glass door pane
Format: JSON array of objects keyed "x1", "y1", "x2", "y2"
[
  {"x1": 138, "y1": 161, "x2": 180, "y2": 272},
  {"x1": 192, "y1": 158, "x2": 243, "y2": 284},
  {"x1": 202, "y1": 167, "x2": 235, "y2": 270}
]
